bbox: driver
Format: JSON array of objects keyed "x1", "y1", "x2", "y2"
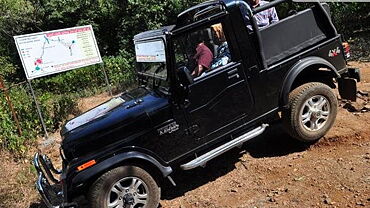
[{"x1": 192, "y1": 40, "x2": 213, "y2": 78}]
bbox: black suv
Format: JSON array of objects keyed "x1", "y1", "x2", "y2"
[{"x1": 34, "y1": 1, "x2": 360, "y2": 207}]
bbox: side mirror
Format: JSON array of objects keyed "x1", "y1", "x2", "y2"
[{"x1": 177, "y1": 66, "x2": 193, "y2": 86}]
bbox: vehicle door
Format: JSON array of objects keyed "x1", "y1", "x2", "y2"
[{"x1": 173, "y1": 20, "x2": 254, "y2": 145}]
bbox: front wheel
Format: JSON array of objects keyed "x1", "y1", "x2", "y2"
[
  {"x1": 88, "y1": 166, "x2": 160, "y2": 208},
  {"x1": 282, "y1": 82, "x2": 338, "y2": 143}
]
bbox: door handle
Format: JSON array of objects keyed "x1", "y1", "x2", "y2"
[
  {"x1": 228, "y1": 73, "x2": 240, "y2": 79},
  {"x1": 183, "y1": 99, "x2": 191, "y2": 108},
  {"x1": 227, "y1": 68, "x2": 238, "y2": 75}
]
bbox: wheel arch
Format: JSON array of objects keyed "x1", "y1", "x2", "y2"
[
  {"x1": 280, "y1": 56, "x2": 340, "y2": 108},
  {"x1": 70, "y1": 151, "x2": 172, "y2": 198}
]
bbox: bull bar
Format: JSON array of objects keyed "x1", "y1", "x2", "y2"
[{"x1": 33, "y1": 153, "x2": 77, "y2": 208}]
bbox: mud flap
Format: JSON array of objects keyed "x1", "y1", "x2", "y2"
[
  {"x1": 338, "y1": 68, "x2": 361, "y2": 102},
  {"x1": 347, "y1": 68, "x2": 361, "y2": 82},
  {"x1": 338, "y1": 78, "x2": 357, "y2": 101}
]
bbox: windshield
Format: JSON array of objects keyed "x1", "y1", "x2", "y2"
[{"x1": 135, "y1": 39, "x2": 168, "y2": 90}]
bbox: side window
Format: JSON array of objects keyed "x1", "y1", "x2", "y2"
[{"x1": 173, "y1": 23, "x2": 232, "y2": 80}]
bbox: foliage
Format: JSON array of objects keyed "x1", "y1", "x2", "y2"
[
  {"x1": 329, "y1": 3, "x2": 370, "y2": 37},
  {"x1": 0, "y1": 0, "x2": 369, "y2": 153},
  {"x1": 276, "y1": 2, "x2": 370, "y2": 37},
  {"x1": 0, "y1": 53, "x2": 135, "y2": 154},
  {"x1": 0, "y1": 86, "x2": 37, "y2": 153}
]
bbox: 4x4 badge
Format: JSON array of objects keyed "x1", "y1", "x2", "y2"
[
  {"x1": 158, "y1": 121, "x2": 179, "y2": 136},
  {"x1": 328, "y1": 47, "x2": 341, "y2": 57}
]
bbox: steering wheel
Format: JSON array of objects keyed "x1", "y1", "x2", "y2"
[
  {"x1": 154, "y1": 63, "x2": 165, "y2": 74},
  {"x1": 176, "y1": 61, "x2": 186, "y2": 69}
]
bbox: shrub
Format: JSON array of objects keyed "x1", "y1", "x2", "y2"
[{"x1": 0, "y1": 53, "x2": 136, "y2": 154}]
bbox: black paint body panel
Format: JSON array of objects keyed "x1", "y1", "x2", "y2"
[{"x1": 54, "y1": 1, "x2": 357, "y2": 203}]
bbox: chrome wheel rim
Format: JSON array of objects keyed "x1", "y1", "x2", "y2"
[
  {"x1": 300, "y1": 95, "x2": 330, "y2": 132},
  {"x1": 107, "y1": 177, "x2": 149, "y2": 208}
]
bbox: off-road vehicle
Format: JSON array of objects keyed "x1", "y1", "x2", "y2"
[{"x1": 34, "y1": 0, "x2": 360, "y2": 207}]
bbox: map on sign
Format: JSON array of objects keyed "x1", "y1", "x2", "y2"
[{"x1": 14, "y1": 25, "x2": 102, "y2": 80}]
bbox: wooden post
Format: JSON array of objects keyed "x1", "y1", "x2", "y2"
[{"x1": 0, "y1": 76, "x2": 22, "y2": 136}]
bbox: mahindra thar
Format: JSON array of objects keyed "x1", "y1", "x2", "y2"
[{"x1": 34, "y1": 0, "x2": 360, "y2": 207}]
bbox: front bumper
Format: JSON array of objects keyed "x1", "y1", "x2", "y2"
[{"x1": 34, "y1": 153, "x2": 77, "y2": 208}]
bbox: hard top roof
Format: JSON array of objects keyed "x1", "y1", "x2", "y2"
[{"x1": 133, "y1": 25, "x2": 175, "y2": 41}]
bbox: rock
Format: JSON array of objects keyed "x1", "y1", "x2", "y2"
[
  {"x1": 343, "y1": 103, "x2": 359, "y2": 112},
  {"x1": 358, "y1": 90, "x2": 369, "y2": 97},
  {"x1": 361, "y1": 105, "x2": 370, "y2": 112},
  {"x1": 294, "y1": 176, "x2": 305, "y2": 181},
  {"x1": 356, "y1": 202, "x2": 365, "y2": 206},
  {"x1": 324, "y1": 198, "x2": 335, "y2": 205},
  {"x1": 268, "y1": 197, "x2": 276, "y2": 202},
  {"x1": 230, "y1": 189, "x2": 238, "y2": 193}
]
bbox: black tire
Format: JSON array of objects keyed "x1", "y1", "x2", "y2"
[
  {"x1": 88, "y1": 166, "x2": 160, "y2": 208},
  {"x1": 282, "y1": 82, "x2": 338, "y2": 143}
]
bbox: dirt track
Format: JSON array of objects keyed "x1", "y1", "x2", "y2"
[
  {"x1": 160, "y1": 61, "x2": 370, "y2": 208},
  {"x1": 0, "y1": 62, "x2": 369, "y2": 208}
]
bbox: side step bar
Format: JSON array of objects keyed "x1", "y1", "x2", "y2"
[{"x1": 181, "y1": 124, "x2": 269, "y2": 170}]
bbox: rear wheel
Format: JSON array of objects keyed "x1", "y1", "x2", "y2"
[
  {"x1": 282, "y1": 82, "x2": 338, "y2": 143},
  {"x1": 88, "y1": 166, "x2": 160, "y2": 208}
]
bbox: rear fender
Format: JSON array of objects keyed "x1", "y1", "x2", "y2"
[{"x1": 280, "y1": 56, "x2": 340, "y2": 107}]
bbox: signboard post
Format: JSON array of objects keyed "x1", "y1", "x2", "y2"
[
  {"x1": 101, "y1": 63, "x2": 113, "y2": 96},
  {"x1": 14, "y1": 25, "x2": 104, "y2": 139},
  {"x1": 27, "y1": 79, "x2": 49, "y2": 139}
]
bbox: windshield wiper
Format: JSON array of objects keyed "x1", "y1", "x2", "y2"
[{"x1": 137, "y1": 71, "x2": 166, "y2": 80}]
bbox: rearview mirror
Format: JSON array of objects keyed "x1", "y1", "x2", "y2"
[{"x1": 177, "y1": 66, "x2": 193, "y2": 86}]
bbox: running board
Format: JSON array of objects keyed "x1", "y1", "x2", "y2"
[{"x1": 180, "y1": 124, "x2": 269, "y2": 170}]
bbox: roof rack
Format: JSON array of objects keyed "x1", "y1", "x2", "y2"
[
  {"x1": 176, "y1": 1, "x2": 226, "y2": 27},
  {"x1": 177, "y1": 0, "x2": 220, "y2": 18}
]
